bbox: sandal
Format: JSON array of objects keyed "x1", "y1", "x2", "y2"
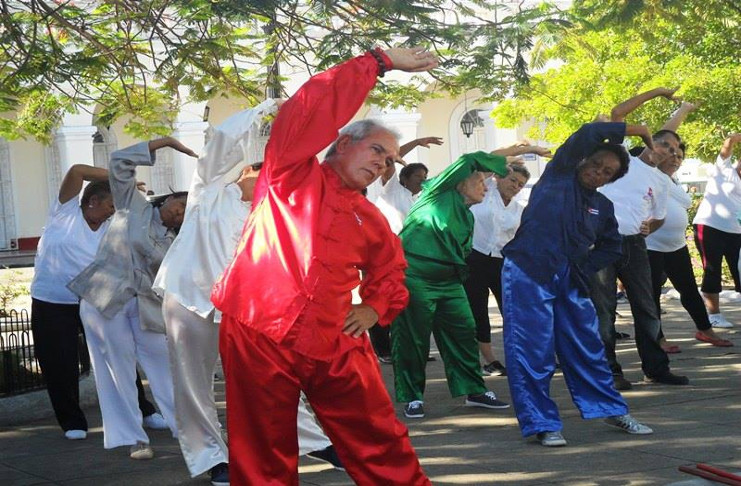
[
  {"x1": 661, "y1": 343, "x2": 681, "y2": 354},
  {"x1": 695, "y1": 331, "x2": 733, "y2": 347}
]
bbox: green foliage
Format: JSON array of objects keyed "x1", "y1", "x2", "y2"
[
  {"x1": 0, "y1": 270, "x2": 29, "y2": 317},
  {"x1": 492, "y1": 2, "x2": 741, "y2": 160},
  {"x1": 0, "y1": 0, "x2": 563, "y2": 142}
]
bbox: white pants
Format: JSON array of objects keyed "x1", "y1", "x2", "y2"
[
  {"x1": 297, "y1": 393, "x2": 332, "y2": 456},
  {"x1": 80, "y1": 298, "x2": 177, "y2": 449},
  {"x1": 163, "y1": 293, "x2": 228, "y2": 477},
  {"x1": 163, "y1": 294, "x2": 331, "y2": 474}
]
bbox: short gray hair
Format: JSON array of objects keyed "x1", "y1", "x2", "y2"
[
  {"x1": 325, "y1": 119, "x2": 401, "y2": 158},
  {"x1": 508, "y1": 164, "x2": 531, "y2": 180}
]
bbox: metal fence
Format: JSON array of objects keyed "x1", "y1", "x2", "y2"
[
  {"x1": 0, "y1": 309, "x2": 45, "y2": 396},
  {"x1": 0, "y1": 308, "x2": 91, "y2": 397}
]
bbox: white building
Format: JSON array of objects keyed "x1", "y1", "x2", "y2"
[{"x1": 0, "y1": 85, "x2": 545, "y2": 256}]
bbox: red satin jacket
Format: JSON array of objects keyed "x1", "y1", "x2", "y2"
[{"x1": 211, "y1": 52, "x2": 409, "y2": 360}]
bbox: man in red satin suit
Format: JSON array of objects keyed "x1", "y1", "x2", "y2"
[{"x1": 212, "y1": 47, "x2": 438, "y2": 485}]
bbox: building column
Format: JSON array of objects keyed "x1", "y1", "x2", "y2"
[
  {"x1": 46, "y1": 124, "x2": 97, "y2": 204},
  {"x1": 54, "y1": 125, "x2": 97, "y2": 178},
  {"x1": 368, "y1": 107, "x2": 422, "y2": 163},
  {"x1": 169, "y1": 120, "x2": 209, "y2": 191}
]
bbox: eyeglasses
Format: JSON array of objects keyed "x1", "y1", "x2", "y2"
[{"x1": 655, "y1": 139, "x2": 678, "y2": 156}]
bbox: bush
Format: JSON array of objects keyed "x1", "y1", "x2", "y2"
[{"x1": 0, "y1": 269, "x2": 29, "y2": 317}]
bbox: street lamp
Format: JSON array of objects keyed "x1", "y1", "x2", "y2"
[{"x1": 460, "y1": 117, "x2": 475, "y2": 138}]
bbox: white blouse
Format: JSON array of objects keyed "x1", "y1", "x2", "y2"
[
  {"x1": 31, "y1": 199, "x2": 110, "y2": 304},
  {"x1": 373, "y1": 172, "x2": 417, "y2": 234},
  {"x1": 470, "y1": 178, "x2": 525, "y2": 258},
  {"x1": 646, "y1": 175, "x2": 692, "y2": 252}
]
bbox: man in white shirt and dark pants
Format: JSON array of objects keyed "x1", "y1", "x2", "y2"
[{"x1": 590, "y1": 89, "x2": 690, "y2": 390}]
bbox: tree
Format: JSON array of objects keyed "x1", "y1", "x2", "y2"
[
  {"x1": 492, "y1": 0, "x2": 741, "y2": 160},
  {"x1": 0, "y1": 0, "x2": 565, "y2": 142}
]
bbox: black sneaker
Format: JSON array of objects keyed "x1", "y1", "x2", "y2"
[
  {"x1": 613, "y1": 375, "x2": 632, "y2": 391},
  {"x1": 645, "y1": 372, "x2": 689, "y2": 386},
  {"x1": 404, "y1": 400, "x2": 425, "y2": 418},
  {"x1": 465, "y1": 391, "x2": 510, "y2": 409},
  {"x1": 209, "y1": 462, "x2": 229, "y2": 486},
  {"x1": 482, "y1": 360, "x2": 507, "y2": 376},
  {"x1": 307, "y1": 445, "x2": 345, "y2": 471},
  {"x1": 377, "y1": 355, "x2": 393, "y2": 364}
]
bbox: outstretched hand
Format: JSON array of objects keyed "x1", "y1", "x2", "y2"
[
  {"x1": 342, "y1": 304, "x2": 379, "y2": 338},
  {"x1": 625, "y1": 124, "x2": 654, "y2": 151},
  {"x1": 148, "y1": 137, "x2": 198, "y2": 158},
  {"x1": 416, "y1": 136, "x2": 444, "y2": 148},
  {"x1": 657, "y1": 87, "x2": 680, "y2": 100},
  {"x1": 384, "y1": 47, "x2": 439, "y2": 73},
  {"x1": 168, "y1": 138, "x2": 198, "y2": 158},
  {"x1": 529, "y1": 146, "x2": 553, "y2": 158}
]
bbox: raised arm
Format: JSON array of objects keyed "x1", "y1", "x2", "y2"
[
  {"x1": 399, "y1": 136, "x2": 443, "y2": 158},
  {"x1": 58, "y1": 164, "x2": 109, "y2": 204},
  {"x1": 263, "y1": 47, "x2": 437, "y2": 187},
  {"x1": 719, "y1": 133, "x2": 741, "y2": 161},
  {"x1": 378, "y1": 136, "x2": 443, "y2": 184},
  {"x1": 660, "y1": 101, "x2": 697, "y2": 133},
  {"x1": 194, "y1": 99, "x2": 278, "y2": 191},
  {"x1": 610, "y1": 87, "x2": 678, "y2": 122},
  {"x1": 109, "y1": 137, "x2": 196, "y2": 209},
  {"x1": 491, "y1": 141, "x2": 552, "y2": 158},
  {"x1": 547, "y1": 122, "x2": 627, "y2": 173},
  {"x1": 419, "y1": 151, "x2": 508, "y2": 200}
]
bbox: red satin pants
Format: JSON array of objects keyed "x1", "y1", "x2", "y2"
[{"x1": 220, "y1": 315, "x2": 430, "y2": 486}]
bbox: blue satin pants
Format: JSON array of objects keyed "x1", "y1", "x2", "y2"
[{"x1": 502, "y1": 259, "x2": 628, "y2": 437}]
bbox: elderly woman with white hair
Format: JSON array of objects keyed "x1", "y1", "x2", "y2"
[{"x1": 391, "y1": 150, "x2": 511, "y2": 419}]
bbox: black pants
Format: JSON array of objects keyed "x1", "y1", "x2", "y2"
[
  {"x1": 589, "y1": 235, "x2": 670, "y2": 378},
  {"x1": 31, "y1": 299, "x2": 156, "y2": 432},
  {"x1": 463, "y1": 250, "x2": 504, "y2": 343},
  {"x1": 648, "y1": 246, "x2": 711, "y2": 335},
  {"x1": 693, "y1": 224, "x2": 741, "y2": 293},
  {"x1": 368, "y1": 324, "x2": 391, "y2": 358}
]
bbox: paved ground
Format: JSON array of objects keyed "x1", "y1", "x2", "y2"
[{"x1": 1, "y1": 296, "x2": 739, "y2": 485}]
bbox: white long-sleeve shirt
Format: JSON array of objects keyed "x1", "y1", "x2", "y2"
[
  {"x1": 470, "y1": 178, "x2": 525, "y2": 258},
  {"x1": 373, "y1": 172, "x2": 417, "y2": 234},
  {"x1": 152, "y1": 100, "x2": 277, "y2": 318}
]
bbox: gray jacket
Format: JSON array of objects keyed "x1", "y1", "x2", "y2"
[{"x1": 68, "y1": 142, "x2": 175, "y2": 332}]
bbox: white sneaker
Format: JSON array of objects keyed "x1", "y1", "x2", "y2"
[
  {"x1": 536, "y1": 431, "x2": 567, "y2": 447},
  {"x1": 709, "y1": 313, "x2": 734, "y2": 328},
  {"x1": 64, "y1": 429, "x2": 87, "y2": 440},
  {"x1": 129, "y1": 442, "x2": 154, "y2": 460},
  {"x1": 604, "y1": 414, "x2": 653, "y2": 435},
  {"x1": 143, "y1": 412, "x2": 168, "y2": 430}
]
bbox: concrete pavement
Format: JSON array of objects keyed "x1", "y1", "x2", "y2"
[{"x1": 1, "y1": 296, "x2": 739, "y2": 485}]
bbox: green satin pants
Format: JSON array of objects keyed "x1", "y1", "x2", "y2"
[{"x1": 391, "y1": 266, "x2": 486, "y2": 402}]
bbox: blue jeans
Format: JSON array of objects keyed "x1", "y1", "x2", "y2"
[{"x1": 589, "y1": 235, "x2": 670, "y2": 378}]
